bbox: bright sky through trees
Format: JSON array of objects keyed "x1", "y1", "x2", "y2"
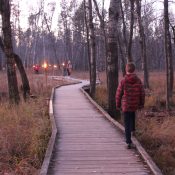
[
  {"x1": 13, "y1": 0, "x2": 174, "y2": 32},
  {"x1": 14, "y1": 0, "x2": 110, "y2": 31}
]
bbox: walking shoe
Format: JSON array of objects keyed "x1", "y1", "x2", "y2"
[
  {"x1": 127, "y1": 144, "x2": 131, "y2": 149},
  {"x1": 132, "y1": 131, "x2": 136, "y2": 137},
  {"x1": 127, "y1": 143, "x2": 136, "y2": 149}
]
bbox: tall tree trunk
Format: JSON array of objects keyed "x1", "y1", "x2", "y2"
[
  {"x1": 83, "y1": 0, "x2": 91, "y2": 80},
  {"x1": 0, "y1": 37, "x2": 30, "y2": 100},
  {"x1": 128, "y1": 0, "x2": 135, "y2": 62},
  {"x1": 107, "y1": 0, "x2": 119, "y2": 118},
  {"x1": 118, "y1": 35, "x2": 126, "y2": 76},
  {"x1": 92, "y1": 0, "x2": 108, "y2": 76},
  {"x1": 164, "y1": 0, "x2": 174, "y2": 110},
  {"x1": 0, "y1": 0, "x2": 20, "y2": 104},
  {"x1": 136, "y1": 0, "x2": 149, "y2": 89},
  {"x1": 171, "y1": 25, "x2": 175, "y2": 46},
  {"x1": 119, "y1": 0, "x2": 128, "y2": 62},
  {"x1": 14, "y1": 54, "x2": 30, "y2": 100},
  {"x1": 44, "y1": 14, "x2": 59, "y2": 65},
  {"x1": 88, "y1": 0, "x2": 96, "y2": 98}
]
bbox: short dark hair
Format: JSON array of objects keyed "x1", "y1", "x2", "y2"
[{"x1": 126, "y1": 62, "x2": 135, "y2": 73}]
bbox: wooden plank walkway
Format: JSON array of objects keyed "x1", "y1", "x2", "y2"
[{"x1": 47, "y1": 82, "x2": 151, "y2": 175}]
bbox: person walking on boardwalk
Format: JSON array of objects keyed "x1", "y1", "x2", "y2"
[
  {"x1": 67, "y1": 60, "x2": 72, "y2": 76},
  {"x1": 116, "y1": 62, "x2": 145, "y2": 149}
]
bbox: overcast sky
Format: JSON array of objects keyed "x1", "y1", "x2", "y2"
[
  {"x1": 14, "y1": 0, "x2": 172, "y2": 32},
  {"x1": 15, "y1": 0, "x2": 110, "y2": 31}
]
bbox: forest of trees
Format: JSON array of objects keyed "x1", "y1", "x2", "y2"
[{"x1": 0, "y1": 0, "x2": 175, "y2": 111}]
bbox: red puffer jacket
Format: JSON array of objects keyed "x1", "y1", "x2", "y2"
[{"x1": 116, "y1": 74, "x2": 145, "y2": 112}]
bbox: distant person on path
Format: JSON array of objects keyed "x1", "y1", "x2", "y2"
[
  {"x1": 67, "y1": 60, "x2": 72, "y2": 76},
  {"x1": 33, "y1": 64, "x2": 40, "y2": 74},
  {"x1": 116, "y1": 62, "x2": 145, "y2": 149},
  {"x1": 62, "y1": 61, "x2": 67, "y2": 76}
]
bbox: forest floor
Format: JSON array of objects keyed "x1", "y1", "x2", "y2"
[
  {"x1": 0, "y1": 69, "x2": 76, "y2": 175},
  {"x1": 72, "y1": 71, "x2": 175, "y2": 175}
]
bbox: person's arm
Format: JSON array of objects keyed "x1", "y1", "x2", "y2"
[{"x1": 116, "y1": 80, "x2": 124, "y2": 110}]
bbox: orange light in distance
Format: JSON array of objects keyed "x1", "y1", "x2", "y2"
[{"x1": 43, "y1": 62, "x2": 48, "y2": 69}]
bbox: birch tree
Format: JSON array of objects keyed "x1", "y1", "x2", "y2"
[
  {"x1": 83, "y1": 0, "x2": 91, "y2": 73},
  {"x1": 136, "y1": 0, "x2": 149, "y2": 88},
  {"x1": 164, "y1": 0, "x2": 174, "y2": 110},
  {"x1": 128, "y1": 0, "x2": 135, "y2": 62},
  {"x1": 92, "y1": 0, "x2": 107, "y2": 73},
  {"x1": 107, "y1": 0, "x2": 120, "y2": 117},
  {"x1": 88, "y1": 0, "x2": 96, "y2": 98}
]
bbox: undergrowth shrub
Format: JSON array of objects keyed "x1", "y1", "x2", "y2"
[
  {"x1": 95, "y1": 85, "x2": 107, "y2": 110},
  {"x1": 0, "y1": 72, "x2": 72, "y2": 174},
  {"x1": 0, "y1": 98, "x2": 51, "y2": 174},
  {"x1": 137, "y1": 113, "x2": 175, "y2": 175}
]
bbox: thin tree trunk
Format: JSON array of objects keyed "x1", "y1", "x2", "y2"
[
  {"x1": 164, "y1": 0, "x2": 173, "y2": 110},
  {"x1": 118, "y1": 35, "x2": 126, "y2": 76},
  {"x1": 0, "y1": 0, "x2": 20, "y2": 104},
  {"x1": 44, "y1": 14, "x2": 59, "y2": 65},
  {"x1": 14, "y1": 54, "x2": 30, "y2": 100},
  {"x1": 83, "y1": 0, "x2": 91, "y2": 79},
  {"x1": 88, "y1": 0, "x2": 96, "y2": 98},
  {"x1": 119, "y1": 0, "x2": 128, "y2": 60},
  {"x1": 107, "y1": 0, "x2": 120, "y2": 118},
  {"x1": 136, "y1": 0, "x2": 149, "y2": 89},
  {"x1": 92, "y1": 0, "x2": 108, "y2": 73},
  {"x1": 171, "y1": 25, "x2": 175, "y2": 46},
  {"x1": 128, "y1": 0, "x2": 135, "y2": 62}
]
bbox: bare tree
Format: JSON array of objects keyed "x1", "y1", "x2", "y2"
[
  {"x1": 170, "y1": 24, "x2": 175, "y2": 46},
  {"x1": 92, "y1": 0, "x2": 107, "y2": 71},
  {"x1": 44, "y1": 3, "x2": 59, "y2": 65},
  {"x1": 136, "y1": 0, "x2": 149, "y2": 88},
  {"x1": 128, "y1": 0, "x2": 135, "y2": 62},
  {"x1": 107, "y1": 0, "x2": 120, "y2": 117},
  {"x1": 83, "y1": 0, "x2": 91, "y2": 73},
  {"x1": 164, "y1": 0, "x2": 174, "y2": 110},
  {"x1": 0, "y1": 37, "x2": 30, "y2": 100},
  {"x1": 0, "y1": 0, "x2": 20, "y2": 104},
  {"x1": 119, "y1": 0, "x2": 127, "y2": 75},
  {"x1": 88, "y1": 0, "x2": 96, "y2": 98}
]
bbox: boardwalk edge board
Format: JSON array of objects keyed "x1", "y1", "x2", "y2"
[
  {"x1": 39, "y1": 79, "x2": 82, "y2": 175},
  {"x1": 81, "y1": 86, "x2": 163, "y2": 175},
  {"x1": 39, "y1": 87, "x2": 58, "y2": 175}
]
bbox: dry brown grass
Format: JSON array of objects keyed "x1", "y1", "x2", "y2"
[
  {"x1": 71, "y1": 71, "x2": 90, "y2": 80},
  {"x1": 136, "y1": 112, "x2": 175, "y2": 175},
  {"x1": 95, "y1": 84, "x2": 108, "y2": 110},
  {"x1": 73, "y1": 71, "x2": 175, "y2": 175},
  {"x1": 0, "y1": 71, "x2": 72, "y2": 174}
]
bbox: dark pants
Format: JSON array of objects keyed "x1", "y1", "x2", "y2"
[{"x1": 124, "y1": 112, "x2": 135, "y2": 144}]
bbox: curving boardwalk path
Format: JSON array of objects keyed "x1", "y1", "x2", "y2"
[{"x1": 47, "y1": 81, "x2": 151, "y2": 175}]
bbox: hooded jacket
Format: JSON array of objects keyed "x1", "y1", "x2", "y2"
[{"x1": 116, "y1": 73, "x2": 145, "y2": 112}]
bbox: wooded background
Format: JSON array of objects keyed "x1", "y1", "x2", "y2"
[{"x1": 0, "y1": 0, "x2": 175, "y2": 112}]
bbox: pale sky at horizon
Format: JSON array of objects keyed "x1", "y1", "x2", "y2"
[
  {"x1": 15, "y1": 0, "x2": 110, "y2": 32},
  {"x1": 13, "y1": 0, "x2": 174, "y2": 33}
]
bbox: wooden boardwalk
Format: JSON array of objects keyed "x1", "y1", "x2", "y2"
[{"x1": 47, "y1": 82, "x2": 151, "y2": 175}]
